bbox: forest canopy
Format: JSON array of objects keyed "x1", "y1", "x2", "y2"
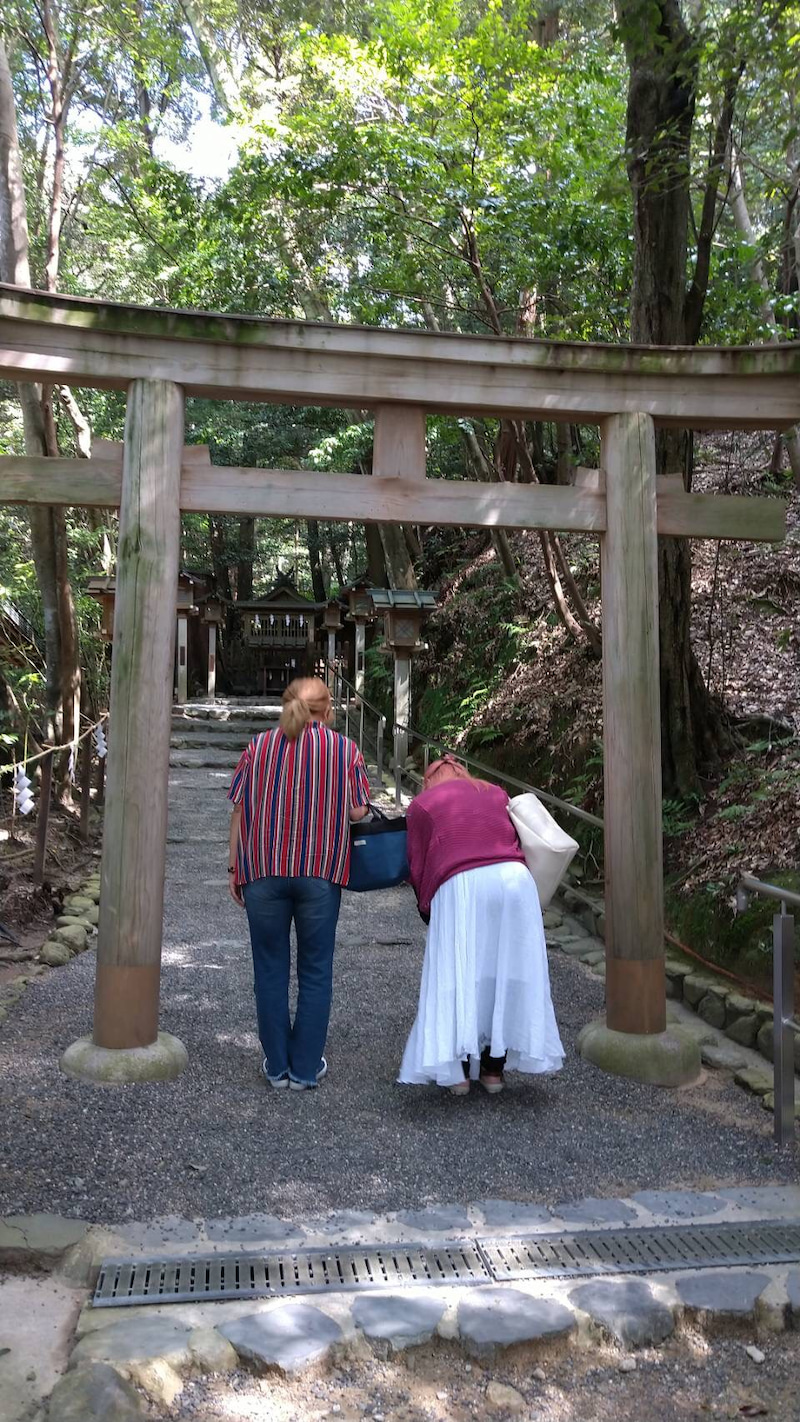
[{"x1": 1, "y1": 0, "x2": 799, "y2": 804}]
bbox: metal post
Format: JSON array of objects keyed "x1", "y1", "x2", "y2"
[
  {"x1": 395, "y1": 737, "x2": 402, "y2": 809},
  {"x1": 176, "y1": 613, "x2": 188, "y2": 704},
  {"x1": 773, "y1": 908, "x2": 795, "y2": 1146},
  {"x1": 359, "y1": 695, "x2": 365, "y2": 757},
  {"x1": 393, "y1": 653, "x2": 410, "y2": 810},
  {"x1": 355, "y1": 621, "x2": 366, "y2": 699},
  {"x1": 423, "y1": 742, "x2": 431, "y2": 776},
  {"x1": 376, "y1": 715, "x2": 385, "y2": 788},
  {"x1": 344, "y1": 692, "x2": 350, "y2": 742},
  {"x1": 207, "y1": 623, "x2": 217, "y2": 702},
  {"x1": 327, "y1": 631, "x2": 336, "y2": 690}
]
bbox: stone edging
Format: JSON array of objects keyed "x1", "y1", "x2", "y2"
[
  {"x1": 38, "y1": 870, "x2": 101, "y2": 968},
  {"x1": 553, "y1": 883, "x2": 800, "y2": 1091},
  {"x1": 6, "y1": 1189, "x2": 799, "y2": 1415}
]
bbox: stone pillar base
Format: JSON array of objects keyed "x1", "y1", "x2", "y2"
[
  {"x1": 578, "y1": 1019, "x2": 701, "y2": 1087},
  {"x1": 61, "y1": 1031, "x2": 188, "y2": 1084}
]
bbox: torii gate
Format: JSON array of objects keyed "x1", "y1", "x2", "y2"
[{"x1": 0, "y1": 285, "x2": 796, "y2": 1087}]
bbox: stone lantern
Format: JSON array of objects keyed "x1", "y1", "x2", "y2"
[
  {"x1": 201, "y1": 596, "x2": 224, "y2": 701},
  {"x1": 370, "y1": 588, "x2": 436, "y2": 795},
  {"x1": 341, "y1": 575, "x2": 375, "y2": 698},
  {"x1": 322, "y1": 598, "x2": 343, "y2": 681}
]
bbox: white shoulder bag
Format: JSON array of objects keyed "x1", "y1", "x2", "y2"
[{"x1": 507, "y1": 792, "x2": 579, "y2": 908}]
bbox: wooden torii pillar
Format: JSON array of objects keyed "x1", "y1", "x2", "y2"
[
  {"x1": 576, "y1": 413, "x2": 681, "y2": 1082},
  {"x1": 62, "y1": 380, "x2": 189, "y2": 1081}
]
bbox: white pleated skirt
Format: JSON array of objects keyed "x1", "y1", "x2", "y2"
[{"x1": 398, "y1": 861, "x2": 565, "y2": 1087}]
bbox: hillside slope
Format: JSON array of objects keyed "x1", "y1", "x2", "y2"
[{"x1": 412, "y1": 432, "x2": 800, "y2": 984}]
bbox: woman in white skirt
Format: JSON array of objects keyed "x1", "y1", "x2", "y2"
[{"x1": 398, "y1": 755, "x2": 564, "y2": 1095}]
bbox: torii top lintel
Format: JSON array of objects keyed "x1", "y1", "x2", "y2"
[{"x1": 1, "y1": 285, "x2": 799, "y2": 431}]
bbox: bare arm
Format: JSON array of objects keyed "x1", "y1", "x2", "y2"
[
  {"x1": 350, "y1": 802, "x2": 370, "y2": 823},
  {"x1": 228, "y1": 804, "x2": 244, "y2": 905}
]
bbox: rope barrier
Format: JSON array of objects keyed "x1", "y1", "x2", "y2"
[{"x1": 14, "y1": 711, "x2": 109, "y2": 770}]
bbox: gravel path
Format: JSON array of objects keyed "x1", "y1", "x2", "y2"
[{"x1": 0, "y1": 762, "x2": 796, "y2": 1224}]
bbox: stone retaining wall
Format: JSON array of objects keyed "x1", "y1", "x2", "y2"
[{"x1": 558, "y1": 883, "x2": 800, "y2": 1076}]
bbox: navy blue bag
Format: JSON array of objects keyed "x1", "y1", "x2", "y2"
[{"x1": 347, "y1": 806, "x2": 409, "y2": 892}]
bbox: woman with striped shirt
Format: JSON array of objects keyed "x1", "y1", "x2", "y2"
[{"x1": 228, "y1": 677, "x2": 370, "y2": 1091}]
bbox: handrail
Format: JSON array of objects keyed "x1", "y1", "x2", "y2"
[
  {"x1": 329, "y1": 662, "x2": 603, "y2": 830},
  {"x1": 736, "y1": 873, "x2": 797, "y2": 1148},
  {"x1": 739, "y1": 873, "x2": 800, "y2": 912},
  {"x1": 329, "y1": 666, "x2": 387, "y2": 726}
]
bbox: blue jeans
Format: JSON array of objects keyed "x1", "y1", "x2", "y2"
[{"x1": 242, "y1": 876, "x2": 342, "y2": 1086}]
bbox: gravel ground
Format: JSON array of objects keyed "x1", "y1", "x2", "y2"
[
  {"x1": 170, "y1": 1334, "x2": 800, "y2": 1422},
  {"x1": 0, "y1": 764, "x2": 796, "y2": 1223}
]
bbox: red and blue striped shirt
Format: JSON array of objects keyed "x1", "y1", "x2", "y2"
[{"x1": 228, "y1": 723, "x2": 371, "y2": 887}]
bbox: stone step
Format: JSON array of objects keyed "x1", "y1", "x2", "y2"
[
  {"x1": 169, "y1": 750, "x2": 242, "y2": 770},
  {"x1": 170, "y1": 734, "x2": 253, "y2": 751},
  {"x1": 171, "y1": 716, "x2": 275, "y2": 728},
  {"x1": 176, "y1": 701, "x2": 282, "y2": 721}
]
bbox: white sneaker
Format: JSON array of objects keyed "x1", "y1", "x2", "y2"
[
  {"x1": 262, "y1": 1057, "x2": 289, "y2": 1089},
  {"x1": 289, "y1": 1057, "x2": 328, "y2": 1091}
]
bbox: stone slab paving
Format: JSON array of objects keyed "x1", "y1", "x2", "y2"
[
  {"x1": 219, "y1": 1303, "x2": 343, "y2": 1373},
  {"x1": 629, "y1": 1190, "x2": 728, "y2": 1220},
  {"x1": 457, "y1": 1289, "x2": 576, "y2": 1356},
  {"x1": 7, "y1": 1186, "x2": 800, "y2": 1278},
  {"x1": 569, "y1": 1279, "x2": 675, "y2": 1347},
  {"x1": 43, "y1": 1254, "x2": 800, "y2": 1413},
  {"x1": 351, "y1": 1294, "x2": 446, "y2": 1353},
  {"x1": 674, "y1": 1270, "x2": 772, "y2": 1316},
  {"x1": 47, "y1": 1363, "x2": 145, "y2": 1422},
  {"x1": 554, "y1": 1197, "x2": 639, "y2": 1227},
  {"x1": 0, "y1": 1272, "x2": 85, "y2": 1422}
]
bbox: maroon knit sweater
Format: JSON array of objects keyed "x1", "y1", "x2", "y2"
[{"x1": 406, "y1": 779, "x2": 526, "y2": 917}]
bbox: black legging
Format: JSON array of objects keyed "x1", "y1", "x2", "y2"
[{"x1": 463, "y1": 1047, "x2": 507, "y2": 1078}]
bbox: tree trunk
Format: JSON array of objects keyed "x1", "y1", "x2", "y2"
[
  {"x1": 728, "y1": 140, "x2": 800, "y2": 483},
  {"x1": 621, "y1": 0, "x2": 725, "y2": 793},
  {"x1": 327, "y1": 523, "x2": 345, "y2": 587},
  {"x1": 41, "y1": 386, "x2": 79, "y2": 798},
  {"x1": 53, "y1": 507, "x2": 79, "y2": 750},
  {"x1": 461, "y1": 425, "x2": 518, "y2": 581},
  {"x1": 306, "y1": 518, "x2": 327, "y2": 602},
  {"x1": 0, "y1": 35, "x2": 63, "y2": 744},
  {"x1": 379, "y1": 524, "x2": 417, "y2": 590},
  {"x1": 365, "y1": 525, "x2": 387, "y2": 588},
  {"x1": 237, "y1": 517, "x2": 255, "y2": 601},
  {"x1": 403, "y1": 523, "x2": 422, "y2": 564},
  {"x1": 208, "y1": 517, "x2": 233, "y2": 602}
]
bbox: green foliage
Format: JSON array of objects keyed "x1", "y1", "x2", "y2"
[
  {"x1": 662, "y1": 795, "x2": 701, "y2": 837},
  {"x1": 3, "y1": 0, "x2": 800, "y2": 750},
  {"x1": 667, "y1": 868, "x2": 800, "y2": 988}
]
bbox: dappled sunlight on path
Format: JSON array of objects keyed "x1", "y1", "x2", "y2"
[{"x1": 0, "y1": 761, "x2": 795, "y2": 1225}]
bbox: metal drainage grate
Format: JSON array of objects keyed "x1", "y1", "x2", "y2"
[
  {"x1": 93, "y1": 1220, "x2": 800, "y2": 1308},
  {"x1": 93, "y1": 1241, "x2": 490, "y2": 1308},
  {"x1": 479, "y1": 1220, "x2": 800, "y2": 1281}
]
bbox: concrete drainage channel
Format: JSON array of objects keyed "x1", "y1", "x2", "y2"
[
  {"x1": 6, "y1": 1189, "x2": 800, "y2": 1420},
  {"x1": 93, "y1": 1221, "x2": 800, "y2": 1308}
]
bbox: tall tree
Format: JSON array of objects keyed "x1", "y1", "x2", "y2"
[
  {"x1": 619, "y1": 0, "x2": 742, "y2": 792},
  {"x1": 0, "y1": 31, "x2": 65, "y2": 751}
]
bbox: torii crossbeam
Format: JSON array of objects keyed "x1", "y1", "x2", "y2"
[{"x1": 0, "y1": 285, "x2": 796, "y2": 1087}]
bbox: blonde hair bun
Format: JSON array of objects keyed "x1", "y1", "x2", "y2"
[{"x1": 280, "y1": 677, "x2": 332, "y2": 740}]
